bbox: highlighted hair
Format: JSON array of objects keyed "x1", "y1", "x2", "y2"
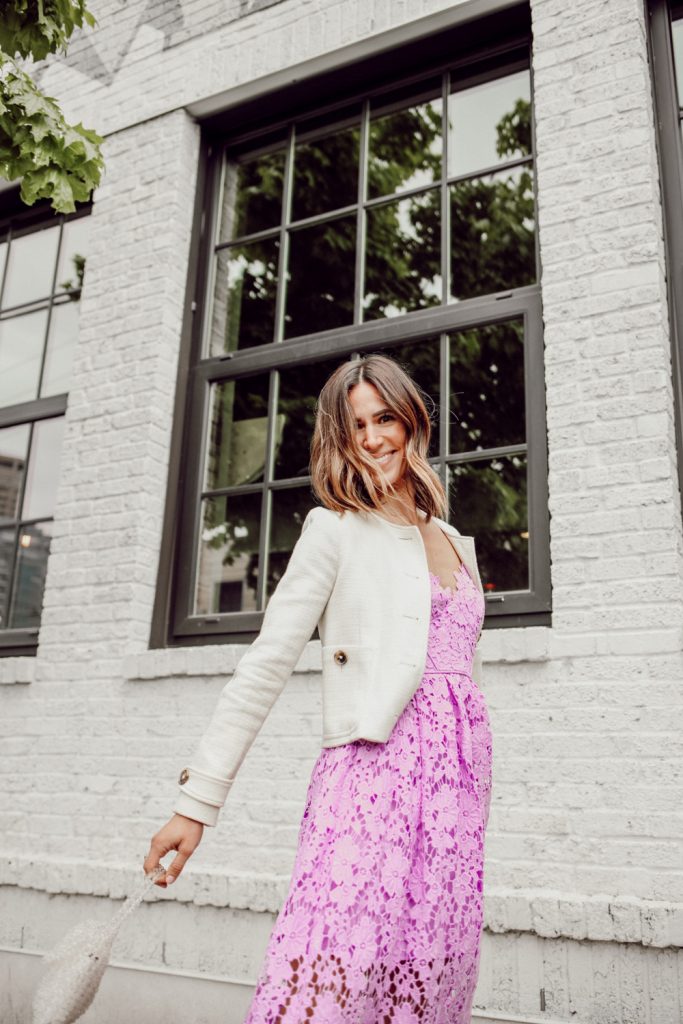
[{"x1": 309, "y1": 352, "x2": 447, "y2": 521}]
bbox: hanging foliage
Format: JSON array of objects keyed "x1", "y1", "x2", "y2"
[{"x1": 0, "y1": 1, "x2": 103, "y2": 213}]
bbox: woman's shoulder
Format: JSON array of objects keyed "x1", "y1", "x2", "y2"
[
  {"x1": 303, "y1": 504, "x2": 369, "y2": 536},
  {"x1": 429, "y1": 513, "x2": 462, "y2": 537}
]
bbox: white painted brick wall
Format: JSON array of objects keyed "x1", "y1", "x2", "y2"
[{"x1": 1, "y1": 0, "x2": 683, "y2": 1021}]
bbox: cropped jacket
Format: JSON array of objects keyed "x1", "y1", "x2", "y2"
[{"x1": 174, "y1": 505, "x2": 485, "y2": 826}]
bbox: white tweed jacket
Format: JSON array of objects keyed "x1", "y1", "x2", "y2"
[{"x1": 174, "y1": 505, "x2": 485, "y2": 826}]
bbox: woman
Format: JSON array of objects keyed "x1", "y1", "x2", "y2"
[{"x1": 144, "y1": 353, "x2": 493, "y2": 1022}]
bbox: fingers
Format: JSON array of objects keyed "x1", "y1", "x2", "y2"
[
  {"x1": 164, "y1": 846, "x2": 191, "y2": 886},
  {"x1": 143, "y1": 838, "x2": 169, "y2": 887},
  {"x1": 143, "y1": 817, "x2": 203, "y2": 888}
]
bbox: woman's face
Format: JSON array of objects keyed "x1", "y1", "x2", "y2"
[{"x1": 348, "y1": 381, "x2": 408, "y2": 488}]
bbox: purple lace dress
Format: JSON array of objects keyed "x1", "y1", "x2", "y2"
[{"x1": 244, "y1": 561, "x2": 492, "y2": 1024}]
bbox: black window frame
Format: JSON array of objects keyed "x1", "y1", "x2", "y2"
[
  {"x1": 647, "y1": 0, "x2": 683, "y2": 517},
  {"x1": 152, "y1": 2, "x2": 551, "y2": 649},
  {"x1": 0, "y1": 185, "x2": 91, "y2": 655}
]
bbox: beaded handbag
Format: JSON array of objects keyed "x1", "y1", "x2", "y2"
[{"x1": 32, "y1": 866, "x2": 165, "y2": 1024}]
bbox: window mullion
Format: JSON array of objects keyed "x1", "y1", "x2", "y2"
[
  {"x1": 274, "y1": 125, "x2": 295, "y2": 345},
  {"x1": 258, "y1": 369, "x2": 280, "y2": 610},
  {"x1": 354, "y1": 99, "x2": 370, "y2": 325},
  {"x1": 441, "y1": 71, "x2": 450, "y2": 306}
]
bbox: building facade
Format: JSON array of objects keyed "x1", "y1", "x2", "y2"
[{"x1": 1, "y1": 0, "x2": 683, "y2": 1021}]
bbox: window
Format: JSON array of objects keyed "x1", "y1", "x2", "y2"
[
  {"x1": 648, "y1": 0, "x2": 683, "y2": 510},
  {"x1": 155, "y1": 18, "x2": 550, "y2": 647},
  {"x1": 0, "y1": 196, "x2": 90, "y2": 654}
]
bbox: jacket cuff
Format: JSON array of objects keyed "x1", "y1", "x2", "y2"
[
  {"x1": 174, "y1": 790, "x2": 220, "y2": 827},
  {"x1": 174, "y1": 764, "x2": 234, "y2": 827}
]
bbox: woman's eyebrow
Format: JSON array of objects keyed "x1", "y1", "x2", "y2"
[{"x1": 355, "y1": 407, "x2": 393, "y2": 423}]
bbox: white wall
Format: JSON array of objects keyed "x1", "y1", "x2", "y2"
[{"x1": 1, "y1": 0, "x2": 682, "y2": 1021}]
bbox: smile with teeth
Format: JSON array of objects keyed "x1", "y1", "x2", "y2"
[{"x1": 373, "y1": 451, "x2": 396, "y2": 464}]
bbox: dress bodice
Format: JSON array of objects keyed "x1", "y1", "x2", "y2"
[{"x1": 424, "y1": 563, "x2": 486, "y2": 677}]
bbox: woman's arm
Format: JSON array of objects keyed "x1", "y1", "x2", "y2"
[{"x1": 173, "y1": 505, "x2": 341, "y2": 826}]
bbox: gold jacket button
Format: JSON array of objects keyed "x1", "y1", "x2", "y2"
[
  {"x1": 179, "y1": 768, "x2": 190, "y2": 785},
  {"x1": 333, "y1": 649, "x2": 348, "y2": 665}
]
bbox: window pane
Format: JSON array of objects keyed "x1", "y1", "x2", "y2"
[
  {"x1": 41, "y1": 300, "x2": 79, "y2": 397},
  {"x1": 209, "y1": 238, "x2": 279, "y2": 355},
  {"x1": 0, "y1": 424, "x2": 29, "y2": 520},
  {"x1": 364, "y1": 189, "x2": 441, "y2": 320},
  {"x1": 0, "y1": 309, "x2": 49, "y2": 406},
  {"x1": 672, "y1": 18, "x2": 683, "y2": 102},
  {"x1": 292, "y1": 125, "x2": 360, "y2": 221},
  {"x1": 56, "y1": 216, "x2": 90, "y2": 294},
  {"x1": 450, "y1": 166, "x2": 535, "y2": 301},
  {"x1": 9, "y1": 521, "x2": 52, "y2": 628},
  {"x1": 449, "y1": 320, "x2": 526, "y2": 454},
  {"x1": 275, "y1": 356, "x2": 347, "y2": 479},
  {"x1": 0, "y1": 528, "x2": 15, "y2": 627},
  {"x1": 267, "y1": 488, "x2": 315, "y2": 600},
  {"x1": 3, "y1": 224, "x2": 60, "y2": 308},
  {"x1": 381, "y1": 337, "x2": 441, "y2": 461},
  {"x1": 368, "y1": 93, "x2": 442, "y2": 199},
  {"x1": 448, "y1": 70, "x2": 531, "y2": 178},
  {"x1": 204, "y1": 376, "x2": 270, "y2": 491},
  {"x1": 219, "y1": 150, "x2": 286, "y2": 243},
  {"x1": 448, "y1": 453, "x2": 528, "y2": 592},
  {"x1": 284, "y1": 216, "x2": 356, "y2": 339},
  {"x1": 22, "y1": 417, "x2": 65, "y2": 521},
  {"x1": 194, "y1": 492, "x2": 261, "y2": 614}
]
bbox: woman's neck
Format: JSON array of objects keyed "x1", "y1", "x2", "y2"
[{"x1": 374, "y1": 485, "x2": 421, "y2": 526}]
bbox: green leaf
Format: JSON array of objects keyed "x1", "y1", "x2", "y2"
[
  {"x1": 0, "y1": 51, "x2": 103, "y2": 213},
  {"x1": 0, "y1": 1, "x2": 98, "y2": 61}
]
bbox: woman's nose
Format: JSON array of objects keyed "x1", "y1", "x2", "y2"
[{"x1": 362, "y1": 426, "x2": 381, "y2": 450}]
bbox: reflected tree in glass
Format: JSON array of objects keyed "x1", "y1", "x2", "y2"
[
  {"x1": 451, "y1": 99, "x2": 535, "y2": 301},
  {"x1": 449, "y1": 320, "x2": 526, "y2": 455},
  {"x1": 292, "y1": 126, "x2": 360, "y2": 220},
  {"x1": 449, "y1": 455, "x2": 528, "y2": 592},
  {"x1": 364, "y1": 102, "x2": 442, "y2": 320}
]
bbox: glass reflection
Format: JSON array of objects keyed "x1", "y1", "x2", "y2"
[
  {"x1": 380, "y1": 338, "x2": 440, "y2": 461},
  {"x1": 10, "y1": 521, "x2": 52, "y2": 628},
  {"x1": 22, "y1": 416, "x2": 65, "y2": 521},
  {"x1": 0, "y1": 241, "x2": 7, "y2": 294},
  {"x1": 0, "y1": 310, "x2": 49, "y2": 406},
  {"x1": 285, "y1": 216, "x2": 356, "y2": 339},
  {"x1": 219, "y1": 150, "x2": 286, "y2": 243},
  {"x1": 0, "y1": 424, "x2": 29, "y2": 520},
  {"x1": 0, "y1": 528, "x2": 15, "y2": 627},
  {"x1": 195, "y1": 492, "x2": 260, "y2": 614},
  {"x1": 449, "y1": 70, "x2": 531, "y2": 178},
  {"x1": 672, "y1": 19, "x2": 683, "y2": 101},
  {"x1": 450, "y1": 166, "x2": 535, "y2": 301},
  {"x1": 364, "y1": 189, "x2": 441, "y2": 320},
  {"x1": 292, "y1": 125, "x2": 360, "y2": 221},
  {"x1": 449, "y1": 320, "x2": 525, "y2": 454},
  {"x1": 448, "y1": 454, "x2": 528, "y2": 592},
  {"x1": 204, "y1": 375, "x2": 270, "y2": 491},
  {"x1": 56, "y1": 216, "x2": 90, "y2": 294},
  {"x1": 275, "y1": 356, "x2": 347, "y2": 478},
  {"x1": 3, "y1": 224, "x2": 60, "y2": 308},
  {"x1": 209, "y1": 237, "x2": 279, "y2": 355},
  {"x1": 267, "y1": 489, "x2": 315, "y2": 600},
  {"x1": 41, "y1": 301, "x2": 79, "y2": 397},
  {"x1": 368, "y1": 95, "x2": 442, "y2": 198}
]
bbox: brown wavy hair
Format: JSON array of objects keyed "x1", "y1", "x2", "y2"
[{"x1": 309, "y1": 352, "x2": 447, "y2": 520}]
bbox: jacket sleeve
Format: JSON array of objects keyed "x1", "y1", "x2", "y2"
[{"x1": 173, "y1": 506, "x2": 341, "y2": 826}]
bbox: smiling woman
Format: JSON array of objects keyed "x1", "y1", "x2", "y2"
[
  {"x1": 145, "y1": 351, "x2": 492, "y2": 1023},
  {"x1": 349, "y1": 383, "x2": 408, "y2": 488}
]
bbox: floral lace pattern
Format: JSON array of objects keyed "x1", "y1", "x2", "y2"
[{"x1": 244, "y1": 563, "x2": 491, "y2": 1023}]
